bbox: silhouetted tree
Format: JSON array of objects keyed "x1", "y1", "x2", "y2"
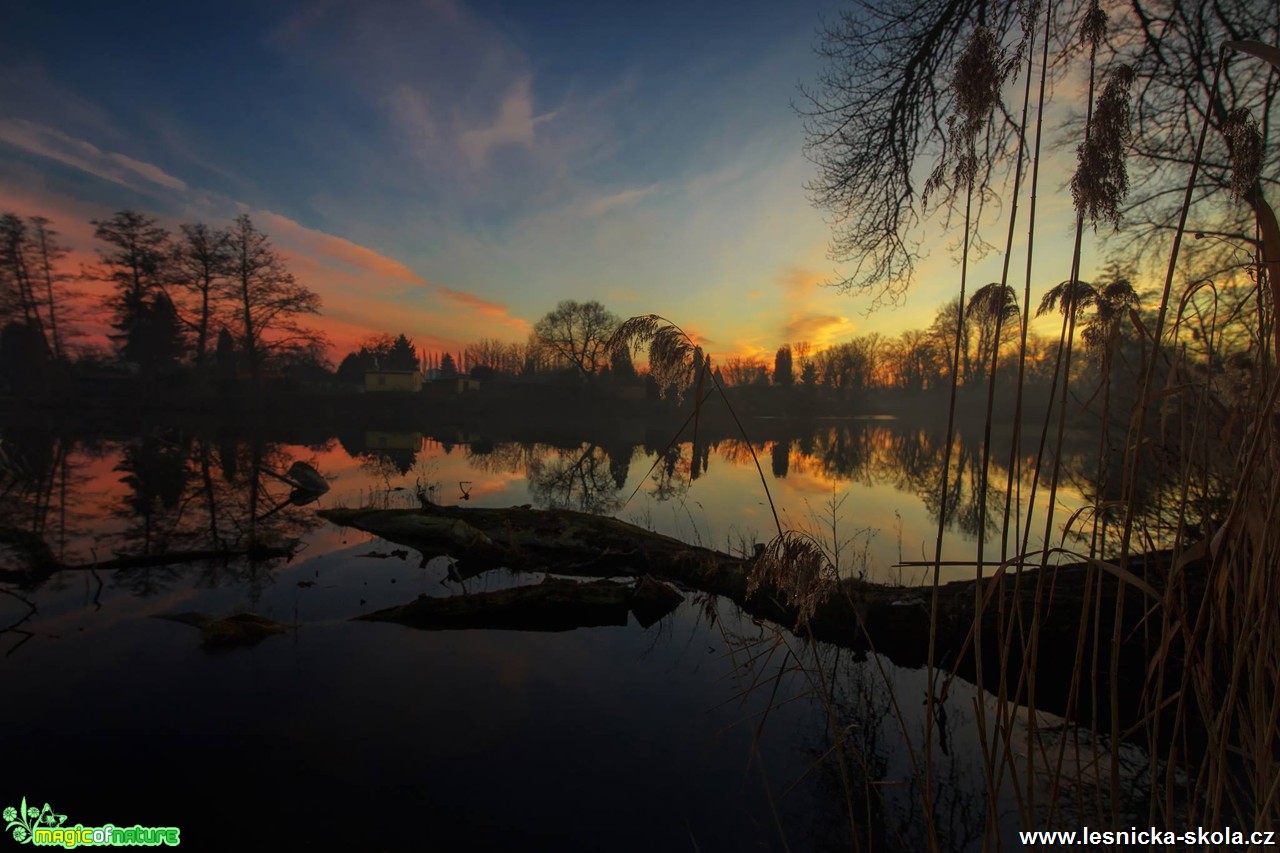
[
  {"x1": 801, "y1": 361, "x2": 818, "y2": 389},
  {"x1": 223, "y1": 214, "x2": 322, "y2": 384},
  {"x1": 0, "y1": 215, "x2": 75, "y2": 364},
  {"x1": 439, "y1": 352, "x2": 458, "y2": 378},
  {"x1": 797, "y1": 0, "x2": 1279, "y2": 302},
  {"x1": 533, "y1": 300, "x2": 619, "y2": 379},
  {"x1": 172, "y1": 222, "x2": 232, "y2": 368},
  {"x1": 335, "y1": 352, "x2": 364, "y2": 385},
  {"x1": 966, "y1": 283, "x2": 1020, "y2": 386},
  {"x1": 773, "y1": 345, "x2": 794, "y2": 387},
  {"x1": 723, "y1": 356, "x2": 767, "y2": 386},
  {"x1": 93, "y1": 210, "x2": 181, "y2": 371},
  {"x1": 0, "y1": 215, "x2": 39, "y2": 328},
  {"x1": 929, "y1": 298, "x2": 971, "y2": 386},
  {"x1": 387, "y1": 334, "x2": 418, "y2": 370},
  {"x1": 28, "y1": 217, "x2": 77, "y2": 362},
  {"x1": 215, "y1": 327, "x2": 237, "y2": 392},
  {"x1": 610, "y1": 342, "x2": 637, "y2": 380}
]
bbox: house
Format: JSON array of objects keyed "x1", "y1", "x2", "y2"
[{"x1": 364, "y1": 369, "x2": 422, "y2": 392}]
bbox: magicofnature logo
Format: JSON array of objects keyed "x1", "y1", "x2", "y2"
[{"x1": 4, "y1": 797, "x2": 179, "y2": 848}]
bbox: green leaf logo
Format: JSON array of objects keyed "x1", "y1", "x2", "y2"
[{"x1": 4, "y1": 796, "x2": 63, "y2": 845}]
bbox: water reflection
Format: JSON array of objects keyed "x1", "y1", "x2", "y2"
[
  {"x1": 4, "y1": 414, "x2": 1200, "y2": 598},
  {"x1": 0, "y1": 416, "x2": 1196, "y2": 850},
  {"x1": 1, "y1": 428, "x2": 318, "y2": 598}
]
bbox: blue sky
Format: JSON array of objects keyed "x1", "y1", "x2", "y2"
[{"x1": 0, "y1": 0, "x2": 1093, "y2": 359}]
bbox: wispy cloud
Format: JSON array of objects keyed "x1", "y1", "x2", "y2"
[
  {"x1": 784, "y1": 314, "x2": 853, "y2": 344},
  {"x1": 457, "y1": 77, "x2": 557, "y2": 171},
  {"x1": 583, "y1": 185, "x2": 656, "y2": 217},
  {"x1": 774, "y1": 266, "x2": 857, "y2": 348},
  {"x1": 0, "y1": 119, "x2": 187, "y2": 193},
  {"x1": 255, "y1": 210, "x2": 426, "y2": 292},
  {"x1": 438, "y1": 287, "x2": 532, "y2": 334}
]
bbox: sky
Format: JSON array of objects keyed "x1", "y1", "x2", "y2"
[{"x1": 0, "y1": 0, "x2": 1097, "y2": 363}]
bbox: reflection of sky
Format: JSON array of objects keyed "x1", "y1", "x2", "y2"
[
  {"x1": 3, "y1": 534, "x2": 842, "y2": 848},
  {"x1": 1, "y1": 428, "x2": 1151, "y2": 848},
  {"x1": 7, "y1": 428, "x2": 1092, "y2": 588},
  {"x1": 1, "y1": 0, "x2": 1097, "y2": 362}
]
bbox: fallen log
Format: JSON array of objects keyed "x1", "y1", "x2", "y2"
[
  {"x1": 357, "y1": 576, "x2": 683, "y2": 633},
  {"x1": 318, "y1": 504, "x2": 1207, "y2": 737}
]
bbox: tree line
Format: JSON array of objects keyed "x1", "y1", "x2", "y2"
[
  {"x1": 0, "y1": 206, "x2": 1153, "y2": 408},
  {"x1": 0, "y1": 209, "x2": 324, "y2": 391}
]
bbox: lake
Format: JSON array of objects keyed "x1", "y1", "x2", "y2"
[{"x1": 1, "y1": 417, "x2": 1155, "y2": 850}]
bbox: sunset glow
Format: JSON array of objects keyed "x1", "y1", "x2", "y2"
[{"x1": 0, "y1": 0, "x2": 1095, "y2": 364}]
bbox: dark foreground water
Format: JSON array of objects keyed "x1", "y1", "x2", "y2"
[{"x1": 2, "y1": 420, "x2": 1162, "y2": 850}]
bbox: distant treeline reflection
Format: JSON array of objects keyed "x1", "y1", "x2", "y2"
[{"x1": 0, "y1": 413, "x2": 1201, "y2": 592}]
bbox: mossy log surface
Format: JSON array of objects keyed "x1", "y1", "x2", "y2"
[
  {"x1": 155, "y1": 611, "x2": 294, "y2": 652},
  {"x1": 319, "y1": 504, "x2": 1205, "y2": 731}
]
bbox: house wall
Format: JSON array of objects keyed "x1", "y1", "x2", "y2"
[{"x1": 365, "y1": 372, "x2": 423, "y2": 392}]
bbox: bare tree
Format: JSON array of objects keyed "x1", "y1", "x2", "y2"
[
  {"x1": 223, "y1": 214, "x2": 322, "y2": 384},
  {"x1": 27, "y1": 217, "x2": 75, "y2": 361},
  {"x1": 172, "y1": 222, "x2": 233, "y2": 368},
  {"x1": 0, "y1": 215, "x2": 40, "y2": 331},
  {"x1": 92, "y1": 210, "x2": 171, "y2": 307},
  {"x1": 799, "y1": 0, "x2": 1279, "y2": 301},
  {"x1": 533, "y1": 300, "x2": 619, "y2": 379}
]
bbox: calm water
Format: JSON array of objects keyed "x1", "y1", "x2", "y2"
[{"x1": 1, "y1": 419, "x2": 1141, "y2": 850}]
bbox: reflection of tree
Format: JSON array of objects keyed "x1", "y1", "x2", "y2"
[
  {"x1": 1, "y1": 429, "x2": 93, "y2": 567},
  {"x1": 467, "y1": 441, "x2": 540, "y2": 476},
  {"x1": 359, "y1": 449, "x2": 416, "y2": 480},
  {"x1": 109, "y1": 433, "x2": 320, "y2": 596},
  {"x1": 527, "y1": 444, "x2": 623, "y2": 514},
  {"x1": 647, "y1": 445, "x2": 690, "y2": 504},
  {"x1": 770, "y1": 440, "x2": 790, "y2": 479},
  {"x1": 4, "y1": 428, "x2": 319, "y2": 599},
  {"x1": 114, "y1": 433, "x2": 191, "y2": 555},
  {"x1": 605, "y1": 443, "x2": 633, "y2": 490}
]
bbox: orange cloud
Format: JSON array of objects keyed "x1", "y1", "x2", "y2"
[
  {"x1": 255, "y1": 210, "x2": 426, "y2": 292},
  {"x1": 774, "y1": 267, "x2": 857, "y2": 349},
  {"x1": 784, "y1": 314, "x2": 853, "y2": 344},
  {"x1": 779, "y1": 267, "x2": 828, "y2": 301},
  {"x1": 437, "y1": 288, "x2": 532, "y2": 334}
]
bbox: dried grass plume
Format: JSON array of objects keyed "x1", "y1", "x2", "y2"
[{"x1": 610, "y1": 315, "x2": 697, "y2": 402}]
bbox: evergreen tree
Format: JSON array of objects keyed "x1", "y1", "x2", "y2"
[
  {"x1": 773, "y1": 345, "x2": 794, "y2": 387},
  {"x1": 440, "y1": 352, "x2": 458, "y2": 378},
  {"x1": 93, "y1": 210, "x2": 182, "y2": 373},
  {"x1": 387, "y1": 334, "x2": 418, "y2": 370}
]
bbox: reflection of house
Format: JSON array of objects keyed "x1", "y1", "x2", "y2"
[
  {"x1": 364, "y1": 431, "x2": 423, "y2": 451},
  {"x1": 431, "y1": 377, "x2": 481, "y2": 393},
  {"x1": 364, "y1": 370, "x2": 422, "y2": 392}
]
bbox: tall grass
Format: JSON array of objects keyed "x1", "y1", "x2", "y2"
[{"x1": 623, "y1": 26, "x2": 1280, "y2": 852}]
